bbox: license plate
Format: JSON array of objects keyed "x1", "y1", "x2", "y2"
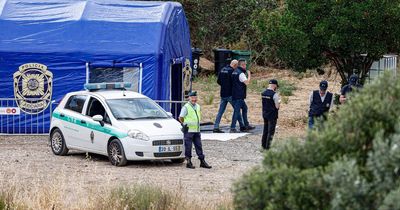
[{"x1": 158, "y1": 145, "x2": 182, "y2": 152}]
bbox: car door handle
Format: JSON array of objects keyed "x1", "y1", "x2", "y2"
[
  {"x1": 80, "y1": 120, "x2": 86, "y2": 124},
  {"x1": 60, "y1": 114, "x2": 65, "y2": 117}
]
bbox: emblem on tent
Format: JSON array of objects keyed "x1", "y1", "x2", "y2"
[
  {"x1": 13, "y1": 63, "x2": 53, "y2": 114},
  {"x1": 183, "y1": 59, "x2": 192, "y2": 93}
]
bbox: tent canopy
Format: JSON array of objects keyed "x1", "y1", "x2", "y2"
[{"x1": 0, "y1": 0, "x2": 192, "y2": 133}]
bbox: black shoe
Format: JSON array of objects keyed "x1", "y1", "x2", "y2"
[
  {"x1": 213, "y1": 128, "x2": 224, "y2": 133},
  {"x1": 246, "y1": 125, "x2": 256, "y2": 131},
  {"x1": 239, "y1": 127, "x2": 248, "y2": 132},
  {"x1": 186, "y1": 159, "x2": 195, "y2": 169},
  {"x1": 200, "y1": 159, "x2": 212, "y2": 169},
  {"x1": 230, "y1": 129, "x2": 239, "y2": 133}
]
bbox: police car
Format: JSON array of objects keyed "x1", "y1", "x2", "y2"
[{"x1": 49, "y1": 83, "x2": 184, "y2": 166}]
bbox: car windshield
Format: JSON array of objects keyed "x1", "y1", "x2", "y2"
[{"x1": 106, "y1": 98, "x2": 169, "y2": 120}]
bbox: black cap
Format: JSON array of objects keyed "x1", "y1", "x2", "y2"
[
  {"x1": 320, "y1": 80, "x2": 328, "y2": 91},
  {"x1": 188, "y1": 91, "x2": 197, "y2": 96},
  {"x1": 349, "y1": 74, "x2": 358, "y2": 85},
  {"x1": 269, "y1": 79, "x2": 279, "y2": 87}
]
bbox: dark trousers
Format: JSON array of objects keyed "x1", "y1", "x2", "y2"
[
  {"x1": 214, "y1": 96, "x2": 234, "y2": 129},
  {"x1": 308, "y1": 115, "x2": 327, "y2": 129},
  {"x1": 184, "y1": 132, "x2": 205, "y2": 160},
  {"x1": 231, "y1": 99, "x2": 249, "y2": 129},
  {"x1": 261, "y1": 118, "x2": 277, "y2": 149}
]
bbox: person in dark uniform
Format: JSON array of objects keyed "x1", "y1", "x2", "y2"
[
  {"x1": 340, "y1": 74, "x2": 362, "y2": 104},
  {"x1": 179, "y1": 91, "x2": 212, "y2": 169},
  {"x1": 213, "y1": 59, "x2": 238, "y2": 133},
  {"x1": 261, "y1": 79, "x2": 280, "y2": 150},
  {"x1": 308, "y1": 80, "x2": 333, "y2": 129},
  {"x1": 230, "y1": 59, "x2": 255, "y2": 133}
]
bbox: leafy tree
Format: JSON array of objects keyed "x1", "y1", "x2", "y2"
[
  {"x1": 164, "y1": 0, "x2": 279, "y2": 58},
  {"x1": 252, "y1": 0, "x2": 400, "y2": 84}
]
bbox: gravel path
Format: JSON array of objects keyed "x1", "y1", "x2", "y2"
[{"x1": 0, "y1": 134, "x2": 263, "y2": 208}]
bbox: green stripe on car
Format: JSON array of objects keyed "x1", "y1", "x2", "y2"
[{"x1": 52, "y1": 112, "x2": 128, "y2": 138}]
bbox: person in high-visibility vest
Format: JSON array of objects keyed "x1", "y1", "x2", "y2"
[{"x1": 179, "y1": 91, "x2": 212, "y2": 169}]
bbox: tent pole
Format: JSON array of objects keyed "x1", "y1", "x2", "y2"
[
  {"x1": 139, "y1": 63, "x2": 143, "y2": 93},
  {"x1": 85, "y1": 62, "x2": 89, "y2": 84}
]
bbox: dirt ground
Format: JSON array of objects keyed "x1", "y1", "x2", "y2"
[
  {"x1": 196, "y1": 66, "x2": 342, "y2": 140},
  {"x1": 0, "y1": 134, "x2": 262, "y2": 209},
  {"x1": 0, "y1": 66, "x2": 343, "y2": 209}
]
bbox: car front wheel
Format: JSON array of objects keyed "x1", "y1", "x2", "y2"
[
  {"x1": 50, "y1": 128, "x2": 69, "y2": 156},
  {"x1": 108, "y1": 139, "x2": 127, "y2": 166}
]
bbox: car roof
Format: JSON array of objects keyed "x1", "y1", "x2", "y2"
[{"x1": 68, "y1": 90, "x2": 148, "y2": 100}]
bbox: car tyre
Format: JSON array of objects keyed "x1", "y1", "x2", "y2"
[
  {"x1": 108, "y1": 139, "x2": 128, "y2": 166},
  {"x1": 171, "y1": 158, "x2": 185, "y2": 164},
  {"x1": 50, "y1": 128, "x2": 69, "y2": 156}
]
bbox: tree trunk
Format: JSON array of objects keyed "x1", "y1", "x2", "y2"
[{"x1": 329, "y1": 54, "x2": 374, "y2": 86}]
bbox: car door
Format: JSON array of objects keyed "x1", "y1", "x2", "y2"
[
  {"x1": 60, "y1": 95, "x2": 88, "y2": 148},
  {"x1": 80, "y1": 96, "x2": 113, "y2": 154}
]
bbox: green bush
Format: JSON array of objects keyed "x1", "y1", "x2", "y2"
[
  {"x1": 278, "y1": 80, "x2": 296, "y2": 96},
  {"x1": 379, "y1": 186, "x2": 400, "y2": 210},
  {"x1": 233, "y1": 73, "x2": 400, "y2": 209}
]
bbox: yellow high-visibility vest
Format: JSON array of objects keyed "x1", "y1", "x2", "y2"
[{"x1": 183, "y1": 103, "x2": 201, "y2": 133}]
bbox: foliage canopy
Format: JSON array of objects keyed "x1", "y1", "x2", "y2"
[
  {"x1": 233, "y1": 73, "x2": 400, "y2": 209},
  {"x1": 251, "y1": 0, "x2": 400, "y2": 84}
]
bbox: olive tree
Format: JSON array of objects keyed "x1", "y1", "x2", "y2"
[{"x1": 253, "y1": 0, "x2": 400, "y2": 85}]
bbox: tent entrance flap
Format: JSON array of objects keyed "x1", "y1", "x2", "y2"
[
  {"x1": 86, "y1": 62, "x2": 143, "y2": 93},
  {"x1": 170, "y1": 63, "x2": 184, "y2": 117}
]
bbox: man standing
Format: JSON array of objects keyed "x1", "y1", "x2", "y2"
[
  {"x1": 230, "y1": 59, "x2": 255, "y2": 133},
  {"x1": 308, "y1": 80, "x2": 333, "y2": 129},
  {"x1": 213, "y1": 60, "x2": 238, "y2": 133},
  {"x1": 340, "y1": 74, "x2": 362, "y2": 104},
  {"x1": 261, "y1": 79, "x2": 280, "y2": 150},
  {"x1": 179, "y1": 91, "x2": 212, "y2": 169}
]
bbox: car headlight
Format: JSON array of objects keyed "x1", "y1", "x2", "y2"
[{"x1": 127, "y1": 129, "x2": 150, "y2": 141}]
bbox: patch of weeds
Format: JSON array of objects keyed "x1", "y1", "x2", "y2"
[
  {"x1": 281, "y1": 96, "x2": 289, "y2": 104},
  {"x1": 278, "y1": 80, "x2": 297, "y2": 96},
  {"x1": 203, "y1": 94, "x2": 214, "y2": 105},
  {"x1": 248, "y1": 79, "x2": 268, "y2": 93},
  {"x1": 92, "y1": 185, "x2": 186, "y2": 210}
]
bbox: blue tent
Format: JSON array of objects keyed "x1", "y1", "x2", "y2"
[{"x1": 0, "y1": 0, "x2": 192, "y2": 134}]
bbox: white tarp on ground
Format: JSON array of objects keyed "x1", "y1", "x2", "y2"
[{"x1": 201, "y1": 132, "x2": 249, "y2": 141}]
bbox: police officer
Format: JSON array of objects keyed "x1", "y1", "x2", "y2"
[
  {"x1": 340, "y1": 74, "x2": 362, "y2": 104},
  {"x1": 308, "y1": 80, "x2": 333, "y2": 129},
  {"x1": 230, "y1": 59, "x2": 255, "y2": 133},
  {"x1": 261, "y1": 79, "x2": 280, "y2": 149},
  {"x1": 179, "y1": 91, "x2": 212, "y2": 169},
  {"x1": 261, "y1": 79, "x2": 280, "y2": 150},
  {"x1": 213, "y1": 60, "x2": 238, "y2": 133}
]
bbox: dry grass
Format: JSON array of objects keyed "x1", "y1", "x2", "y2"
[
  {"x1": 0, "y1": 170, "x2": 233, "y2": 210},
  {"x1": 193, "y1": 65, "x2": 342, "y2": 140}
]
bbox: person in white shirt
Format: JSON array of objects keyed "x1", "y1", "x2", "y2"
[
  {"x1": 308, "y1": 80, "x2": 333, "y2": 129},
  {"x1": 230, "y1": 59, "x2": 255, "y2": 132}
]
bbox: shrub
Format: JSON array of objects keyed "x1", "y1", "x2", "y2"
[
  {"x1": 278, "y1": 80, "x2": 296, "y2": 96},
  {"x1": 233, "y1": 73, "x2": 400, "y2": 209},
  {"x1": 379, "y1": 186, "x2": 400, "y2": 210}
]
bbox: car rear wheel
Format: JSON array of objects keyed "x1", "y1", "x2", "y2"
[
  {"x1": 108, "y1": 139, "x2": 127, "y2": 166},
  {"x1": 171, "y1": 158, "x2": 185, "y2": 164},
  {"x1": 50, "y1": 128, "x2": 69, "y2": 156}
]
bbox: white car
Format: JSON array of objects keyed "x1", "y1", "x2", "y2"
[{"x1": 49, "y1": 84, "x2": 184, "y2": 166}]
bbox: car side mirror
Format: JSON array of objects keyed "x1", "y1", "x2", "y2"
[
  {"x1": 92, "y1": 115, "x2": 104, "y2": 127},
  {"x1": 166, "y1": 112, "x2": 173, "y2": 118}
]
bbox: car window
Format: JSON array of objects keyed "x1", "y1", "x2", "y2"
[
  {"x1": 65, "y1": 95, "x2": 87, "y2": 113},
  {"x1": 86, "y1": 97, "x2": 111, "y2": 124},
  {"x1": 106, "y1": 98, "x2": 168, "y2": 120}
]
